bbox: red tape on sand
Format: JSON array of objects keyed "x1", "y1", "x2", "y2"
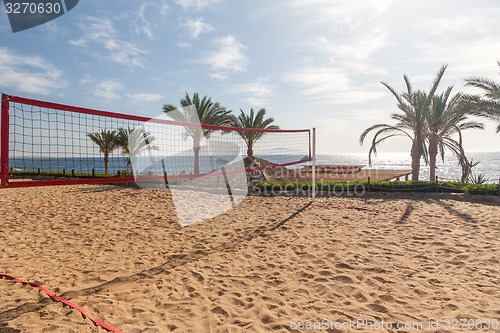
[{"x1": 0, "y1": 274, "x2": 123, "y2": 333}]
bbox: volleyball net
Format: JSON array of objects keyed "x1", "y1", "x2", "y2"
[{"x1": 0, "y1": 93, "x2": 312, "y2": 189}]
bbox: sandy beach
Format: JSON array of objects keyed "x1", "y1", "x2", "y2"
[{"x1": 1, "y1": 185, "x2": 499, "y2": 333}]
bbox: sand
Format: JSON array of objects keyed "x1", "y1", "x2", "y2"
[{"x1": 0, "y1": 185, "x2": 499, "y2": 333}]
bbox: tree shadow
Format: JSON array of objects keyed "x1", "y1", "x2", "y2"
[
  {"x1": 0, "y1": 299, "x2": 50, "y2": 327},
  {"x1": 368, "y1": 193, "x2": 500, "y2": 224},
  {"x1": 364, "y1": 192, "x2": 499, "y2": 224},
  {"x1": 397, "y1": 202, "x2": 414, "y2": 224},
  {"x1": 430, "y1": 198, "x2": 479, "y2": 223},
  {"x1": 0, "y1": 322, "x2": 22, "y2": 333},
  {"x1": 69, "y1": 184, "x2": 142, "y2": 193}
]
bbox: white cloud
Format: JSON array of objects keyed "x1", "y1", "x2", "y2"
[
  {"x1": 202, "y1": 35, "x2": 248, "y2": 79},
  {"x1": 0, "y1": 47, "x2": 65, "y2": 95},
  {"x1": 160, "y1": 2, "x2": 169, "y2": 18},
  {"x1": 136, "y1": 3, "x2": 154, "y2": 40},
  {"x1": 125, "y1": 93, "x2": 164, "y2": 102},
  {"x1": 92, "y1": 80, "x2": 125, "y2": 100},
  {"x1": 415, "y1": 37, "x2": 500, "y2": 78},
  {"x1": 413, "y1": 8, "x2": 500, "y2": 78},
  {"x1": 208, "y1": 72, "x2": 229, "y2": 80},
  {"x1": 175, "y1": 0, "x2": 221, "y2": 11},
  {"x1": 80, "y1": 75, "x2": 126, "y2": 101},
  {"x1": 283, "y1": 27, "x2": 388, "y2": 104},
  {"x1": 129, "y1": 2, "x2": 171, "y2": 40},
  {"x1": 279, "y1": 2, "x2": 390, "y2": 106},
  {"x1": 299, "y1": 28, "x2": 389, "y2": 75},
  {"x1": 68, "y1": 38, "x2": 87, "y2": 47},
  {"x1": 224, "y1": 78, "x2": 273, "y2": 106},
  {"x1": 283, "y1": 66, "x2": 385, "y2": 105},
  {"x1": 177, "y1": 41, "x2": 192, "y2": 48},
  {"x1": 69, "y1": 16, "x2": 147, "y2": 70},
  {"x1": 423, "y1": 8, "x2": 500, "y2": 37},
  {"x1": 182, "y1": 18, "x2": 214, "y2": 39},
  {"x1": 79, "y1": 74, "x2": 95, "y2": 85},
  {"x1": 289, "y1": 0, "x2": 394, "y2": 31}
]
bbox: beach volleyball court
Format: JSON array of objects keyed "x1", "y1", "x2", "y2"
[{"x1": 1, "y1": 185, "x2": 499, "y2": 332}]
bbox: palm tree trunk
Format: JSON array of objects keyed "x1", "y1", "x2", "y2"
[
  {"x1": 428, "y1": 139, "x2": 438, "y2": 181},
  {"x1": 104, "y1": 153, "x2": 109, "y2": 175},
  {"x1": 125, "y1": 157, "x2": 132, "y2": 176},
  {"x1": 410, "y1": 140, "x2": 421, "y2": 181},
  {"x1": 247, "y1": 142, "x2": 253, "y2": 158},
  {"x1": 460, "y1": 155, "x2": 470, "y2": 183},
  {"x1": 193, "y1": 146, "x2": 201, "y2": 174}
]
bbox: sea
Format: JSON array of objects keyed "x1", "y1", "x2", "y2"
[
  {"x1": 314, "y1": 151, "x2": 500, "y2": 183},
  {"x1": 8, "y1": 151, "x2": 500, "y2": 183}
]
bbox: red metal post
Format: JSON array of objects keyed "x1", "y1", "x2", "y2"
[{"x1": 1, "y1": 94, "x2": 10, "y2": 187}]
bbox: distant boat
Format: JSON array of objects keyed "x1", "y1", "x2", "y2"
[
  {"x1": 216, "y1": 158, "x2": 229, "y2": 164},
  {"x1": 301, "y1": 155, "x2": 310, "y2": 161}
]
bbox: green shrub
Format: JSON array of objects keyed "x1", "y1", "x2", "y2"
[
  {"x1": 462, "y1": 184, "x2": 499, "y2": 195},
  {"x1": 256, "y1": 180, "x2": 499, "y2": 196},
  {"x1": 10, "y1": 169, "x2": 119, "y2": 179}
]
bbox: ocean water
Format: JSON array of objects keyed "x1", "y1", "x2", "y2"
[
  {"x1": 8, "y1": 154, "x2": 306, "y2": 176},
  {"x1": 315, "y1": 152, "x2": 500, "y2": 183},
  {"x1": 9, "y1": 152, "x2": 500, "y2": 183},
  {"x1": 10, "y1": 156, "x2": 238, "y2": 175}
]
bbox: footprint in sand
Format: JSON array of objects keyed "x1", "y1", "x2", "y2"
[
  {"x1": 261, "y1": 314, "x2": 275, "y2": 324},
  {"x1": 354, "y1": 291, "x2": 368, "y2": 302},
  {"x1": 334, "y1": 275, "x2": 354, "y2": 284},
  {"x1": 339, "y1": 285, "x2": 357, "y2": 295},
  {"x1": 335, "y1": 262, "x2": 354, "y2": 270},
  {"x1": 428, "y1": 278, "x2": 441, "y2": 285},
  {"x1": 233, "y1": 319, "x2": 254, "y2": 328},
  {"x1": 211, "y1": 306, "x2": 229, "y2": 318},
  {"x1": 191, "y1": 271, "x2": 205, "y2": 282},
  {"x1": 267, "y1": 303, "x2": 278, "y2": 310},
  {"x1": 141, "y1": 328, "x2": 161, "y2": 333},
  {"x1": 296, "y1": 271, "x2": 315, "y2": 280},
  {"x1": 367, "y1": 303, "x2": 389, "y2": 313},
  {"x1": 442, "y1": 303, "x2": 459, "y2": 311},
  {"x1": 372, "y1": 276, "x2": 393, "y2": 284},
  {"x1": 314, "y1": 277, "x2": 329, "y2": 283},
  {"x1": 379, "y1": 294, "x2": 395, "y2": 302},
  {"x1": 232, "y1": 297, "x2": 245, "y2": 306}
]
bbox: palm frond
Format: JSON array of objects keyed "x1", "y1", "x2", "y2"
[
  {"x1": 228, "y1": 108, "x2": 278, "y2": 156},
  {"x1": 367, "y1": 132, "x2": 407, "y2": 166},
  {"x1": 465, "y1": 76, "x2": 500, "y2": 97},
  {"x1": 359, "y1": 123, "x2": 411, "y2": 145},
  {"x1": 428, "y1": 64, "x2": 447, "y2": 98}
]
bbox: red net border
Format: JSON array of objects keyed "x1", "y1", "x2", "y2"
[{"x1": 1, "y1": 94, "x2": 312, "y2": 188}]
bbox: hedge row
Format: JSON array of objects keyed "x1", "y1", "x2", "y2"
[
  {"x1": 9, "y1": 169, "x2": 133, "y2": 178},
  {"x1": 256, "y1": 180, "x2": 500, "y2": 196}
]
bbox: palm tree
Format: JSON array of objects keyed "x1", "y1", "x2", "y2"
[
  {"x1": 464, "y1": 68, "x2": 500, "y2": 133},
  {"x1": 88, "y1": 129, "x2": 119, "y2": 175},
  {"x1": 228, "y1": 108, "x2": 279, "y2": 157},
  {"x1": 424, "y1": 89, "x2": 484, "y2": 181},
  {"x1": 162, "y1": 92, "x2": 232, "y2": 174},
  {"x1": 115, "y1": 127, "x2": 159, "y2": 173},
  {"x1": 360, "y1": 66, "x2": 447, "y2": 181}
]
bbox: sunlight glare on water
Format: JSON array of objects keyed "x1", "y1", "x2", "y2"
[{"x1": 316, "y1": 152, "x2": 500, "y2": 182}]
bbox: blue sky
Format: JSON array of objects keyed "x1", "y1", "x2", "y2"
[{"x1": 1, "y1": 0, "x2": 500, "y2": 154}]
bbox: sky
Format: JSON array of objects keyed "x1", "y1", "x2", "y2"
[{"x1": 1, "y1": 0, "x2": 500, "y2": 155}]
